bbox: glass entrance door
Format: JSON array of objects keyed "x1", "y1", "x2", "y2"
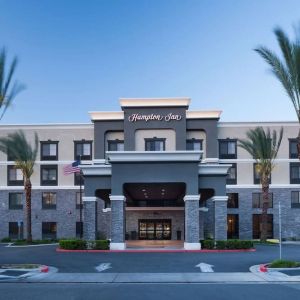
[{"x1": 139, "y1": 219, "x2": 171, "y2": 240}]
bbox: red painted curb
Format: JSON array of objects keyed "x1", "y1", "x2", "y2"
[
  {"x1": 40, "y1": 265, "x2": 49, "y2": 273},
  {"x1": 259, "y1": 264, "x2": 268, "y2": 272},
  {"x1": 56, "y1": 248, "x2": 256, "y2": 253}
]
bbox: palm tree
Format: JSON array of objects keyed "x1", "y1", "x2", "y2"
[
  {"x1": 0, "y1": 131, "x2": 38, "y2": 242},
  {"x1": 255, "y1": 26, "x2": 300, "y2": 158},
  {"x1": 0, "y1": 47, "x2": 25, "y2": 120},
  {"x1": 238, "y1": 127, "x2": 283, "y2": 242}
]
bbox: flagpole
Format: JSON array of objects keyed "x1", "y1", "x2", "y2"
[{"x1": 79, "y1": 169, "x2": 83, "y2": 239}]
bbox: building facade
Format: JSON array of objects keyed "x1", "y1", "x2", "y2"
[{"x1": 0, "y1": 98, "x2": 300, "y2": 249}]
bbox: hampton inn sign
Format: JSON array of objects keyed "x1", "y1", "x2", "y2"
[{"x1": 128, "y1": 113, "x2": 182, "y2": 122}]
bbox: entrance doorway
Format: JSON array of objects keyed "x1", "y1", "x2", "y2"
[{"x1": 138, "y1": 219, "x2": 171, "y2": 240}]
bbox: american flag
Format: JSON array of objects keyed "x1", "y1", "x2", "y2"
[{"x1": 63, "y1": 160, "x2": 81, "y2": 175}]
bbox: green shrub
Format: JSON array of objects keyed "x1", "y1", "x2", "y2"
[
  {"x1": 269, "y1": 259, "x2": 300, "y2": 268},
  {"x1": 92, "y1": 240, "x2": 110, "y2": 250},
  {"x1": 201, "y1": 239, "x2": 215, "y2": 249},
  {"x1": 1, "y1": 237, "x2": 11, "y2": 243},
  {"x1": 216, "y1": 240, "x2": 227, "y2": 249},
  {"x1": 59, "y1": 239, "x2": 86, "y2": 250}
]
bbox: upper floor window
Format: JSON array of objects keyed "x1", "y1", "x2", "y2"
[
  {"x1": 253, "y1": 163, "x2": 271, "y2": 184},
  {"x1": 290, "y1": 162, "x2": 300, "y2": 184},
  {"x1": 145, "y1": 138, "x2": 165, "y2": 151},
  {"x1": 7, "y1": 166, "x2": 23, "y2": 186},
  {"x1": 74, "y1": 172, "x2": 84, "y2": 186},
  {"x1": 41, "y1": 141, "x2": 58, "y2": 160},
  {"x1": 74, "y1": 141, "x2": 92, "y2": 160},
  {"x1": 186, "y1": 139, "x2": 203, "y2": 151},
  {"x1": 42, "y1": 192, "x2": 57, "y2": 209},
  {"x1": 219, "y1": 139, "x2": 237, "y2": 159},
  {"x1": 289, "y1": 139, "x2": 298, "y2": 159},
  {"x1": 226, "y1": 163, "x2": 237, "y2": 185},
  {"x1": 41, "y1": 165, "x2": 57, "y2": 186},
  {"x1": 252, "y1": 192, "x2": 273, "y2": 208},
  {"x1": 291, "y1": 191, "x2": 300, "y2": 208},
  {"x1": 107, "y1": 140, "x2": 124, "y2": 151},
  {"x1": 9, "y1": 193, "x2": 23, "y2": 209},
  {"x1": 227, "y1": 193, "x2": 239, "y2": 208}
]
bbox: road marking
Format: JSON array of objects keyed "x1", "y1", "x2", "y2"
[
  {"x1": 96, "y1": 263, "x2": 112, "y2": 272},
  {"x1": 195, "y1": 263, "x2": 214, "y2": 272}
]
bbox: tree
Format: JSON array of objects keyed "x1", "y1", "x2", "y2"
[
  {"x1": 0, "y1": 48, "x2": 25, "y2": 120},
  {"x1": 0, "y1": 130, "x2": 38, "y2": 242},
  {"x1": 238, "y1": 127, "x2": 283, "y2": 242},
  {"x1": 255, "y1": 26, "x2": 300, "y2": 158}
]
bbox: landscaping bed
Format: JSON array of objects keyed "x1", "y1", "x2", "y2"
[
  {"x1": 59, "y1": 239, "x2": 110, "y2": 250},
  {"x1": 201, "y1": 239, "x2": 254, "y2": 250}
]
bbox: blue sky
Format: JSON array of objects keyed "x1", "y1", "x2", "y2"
[{"x1": 0, "y1": 0, "x2": 300, "y2": 124}]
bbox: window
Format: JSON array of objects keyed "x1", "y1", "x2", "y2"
[
  {"x1": 76, "y1": 222, "x2": 83, "y2": 238},
  {"x1": 107, "y1": 140, "x2": 124, "y2": 151},
  {"x1": 74, "y1": 141, "x2": 92, "y2": 160},
  {"x1": 290, "y1": 163, "x2": 300, "y2": 184},
  {"x1": 41, "y1": 165, "x2": 57, "y2": 186},
  {"x1": 227, "y1": 193, "x2": 239, "y2": 208},
  {"x1": 289, "y1": 139, "x2": 298, "y2": 159},
  {"x1": 186, "y1": 139, "x2": 203, "y2": 151},
  {"x1": 42, "y1": 222, "x2": 57, "y2": 239},
  {"x1": 7, "y1": 166, "x2": 23, "y2": 186},
  {"x1": 253, "y1": 163, "x2": 271, "y2": 184},
  {"x1": 145, "y1": 138, "x2": 165, "y2": 151},
  {"x1": 226, "y1": 163, "x2": 237, "y2": 185},
  {"x1": 74, "y1": 172, "x2": 84, "y2": 186},
  {"x1": 42, "y1": 192, "x2": 57, "y2": 209},
  {"x1": 253, "y1": 214, "x2": 273, "y2": 239},
  {"x1": 41, "y1": 141, "x2": 58, "y2": 160},
  {"x1": 9, "y1": 222, "x2": 23, "y2": 239},
  {"x1": 76, "y1": 192, "x2": 83, "y2": 209},
  {"x1": 227, "y1": 214, "x2": 239, "y2": 239},
  {"x1": 291, "y1": 191, "x2": 300, "y2": 208},
  {"x1": 219, "y1": 139, "x2": 237, "y2": 159},
  {"x1": 9, "y1": 193, "x2": 23, "y2": 209},
  {"x1": 252, "y1": 192, "x2": 273, "y2": 208}
]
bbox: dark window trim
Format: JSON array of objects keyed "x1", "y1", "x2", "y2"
[
  {"x1": 74, "y1": 140, "x2": 93, "y2": 160},
  {"x1": 218, "y1": 139, "x2": 237, "y2": 159},
  {"x1": 186, "y1": 138, "x2": 203, "y2": 150},
  {"x1": 107, "y1": 139, "x2": 124, "y2": 151},
  {"x1": 289, "y1": 138, "x2": 298, "y2": 159},
  {"x1": 290, "y1": 162, "x2": 300, "y2": 184},
  {"x1": 40, "y1": 141, "x2": 59, "y2": 161},
  {"x1": 144, "y1": 137, "x2": 166, "y2": 151},
  {"x1": 291, "y1": 191, "x2": 300, "y2": 208},
  {"x1": 74, "y1": 172, "x2": 84, "y2": 186},
  {"x1": 9, "y1": 193, "x2": 23, "y2": 210},
  {"x1": 40, "y1": 165, "x2": 58, "y2": 186},
  {"x1": 227, "y1": 192, "x2": 239, "y2": 208},
  {"x1": 7, "y1": 165, "x2": 23, "y2": 186},
  {"x1": 42, "y1": 222, "x2": 57, "y2": 239},
  {"x1": 253, "y1": 163, "x2": 271, "y2": 184},
  {"x1": 252, "y1": 192, "x2": 273, "y2": 208},
  {"x1": 226, "y1": 163, "x2": 237, "y2": 185},
  {"x1": 42, "y1": 192, "x2": 57, "y2": 209}
]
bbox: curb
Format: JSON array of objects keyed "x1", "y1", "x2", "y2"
[
  {"x1": 40, "y1": 265, "x2": 49, "y2": 273},
  {"x1": 259, "y1": 264, "x2": 268, "y2": 272},
  {"x1": 56, "y1": 248, "x2": 256, "y2": 253}
]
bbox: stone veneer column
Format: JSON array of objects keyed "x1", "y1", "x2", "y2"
[
  {"x1": 184, "y1": 195, "x2": 201, "y2": 250},
  {"x1": 213, "y1": 196, "x2": 228, "y2": 241},
  {"x1": 83, "y1": 196, "x2": 97, "y2": 241},
  {"x1": 199, "y1": 207, "x2": 208, "y2": 240},
  {"x1": 110, "y1": 195, "x2": 126, "y2": 250}
]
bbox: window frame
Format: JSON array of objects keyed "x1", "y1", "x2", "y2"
[
  {"x1": 42, "y1": 192, "x2": 57, "y2": 209},
  {"x1": 186, "y1": 139, "x2": 203, "y2": 151},
  {"x1": 40, "y1": 141, "x2": 58, "y2": 161},
  {"x1": 144, "y1": 137, "x2": 166, "y2": 151},
  {"x1": 218, "y1": 139, "x2": 237, "y2": 159},
  {"x1": 7, "y1": 166, "x2": 23, "y2": 186},
  {"x1": 291, "y1": 191, "x2": 300, "y2": 208},
  {"x1": 107, "y1": 139, "x2": 124, "y2": 151},
  {"x1": 42, "y1": 222, "x2": 57, "y2": 240},
  {"x1": 226, "y1": 163, "x2": 237, "y2": 185},
  {"x1": 289, "y1": 138, "x2": 298, "y2": 159},
  {"x1": 74, "y1": 140, "x2": 93, "y2": 161},
  {"x1": 9, "y1": 192, "x2": 23, "y2": 210},
  {"x1": 40, "y1": 165, "x2": 58, "y2": 186},
  {"x1": 290, "y1": 162, "x2": 300, "y2": 184},
  {"x1": 252, "y1": 192, "x2": 273, "y2": 208},
  {"x1": 227, "y1": 193, "x2": 239, "y2": 208}
]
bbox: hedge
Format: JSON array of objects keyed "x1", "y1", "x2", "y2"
[
  {"x1": 59, "y1": 239, "x2": 110, "y2": 250},
  {"x1": 201, "y1": 239, "x2": 253, "y2": 250}
]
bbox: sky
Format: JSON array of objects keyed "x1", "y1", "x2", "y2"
[{"x1": 0, "y1": 0, "x2": 300, "y2": 124}]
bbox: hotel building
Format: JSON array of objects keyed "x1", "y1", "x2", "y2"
[{"x1": 0, "y1": 98, "x2": 300, "y2": 249}]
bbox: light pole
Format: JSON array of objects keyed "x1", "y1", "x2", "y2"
[{"x1": 279, "y1": 200, "x2": 282, "y2": 260}]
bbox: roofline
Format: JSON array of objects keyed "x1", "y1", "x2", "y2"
[
  {"x1": 119, "y1": 97, "x2": 191, "y2": 108},
  {"x1": 0, "y1": 123, "x2": 93, "y2": 129},
  {"x1": 218, "y1": 121, "x2": 299, "y2": 127}
]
